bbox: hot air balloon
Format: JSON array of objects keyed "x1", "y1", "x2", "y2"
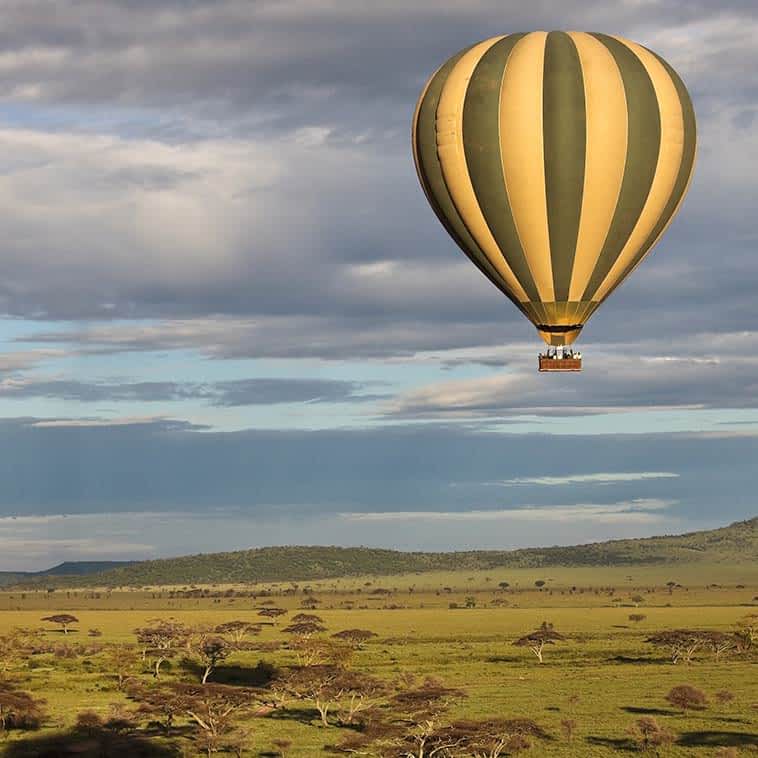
[{"x1": 412, "y1": 31, "x2": 696, "y2": 371}]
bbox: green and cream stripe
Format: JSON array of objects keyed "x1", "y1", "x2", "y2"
[{"x1": 412, "y1": 31, "x2": 697, "y2": 346}]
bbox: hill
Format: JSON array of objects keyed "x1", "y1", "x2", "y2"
[
  {"x1": 0, "y1": 561, "x2": 136, "y2": 587},
  {"x1": 16, "y1": 516, "x2": 756, "y2": 588}
]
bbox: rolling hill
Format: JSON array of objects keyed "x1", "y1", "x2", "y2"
[
  {"x1": 0, "y1": 561, "x2": 135, "y2": 587},
  {"x1": 11, "y1": 516, "x2": 756, "y2": 588}
]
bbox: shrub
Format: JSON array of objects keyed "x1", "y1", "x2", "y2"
[
  {"x1": 627, "y1": 717, "x2": 675, "y2": 750},
  {"x1": 666, "y1": 684, "x2": 708, "y2": 712},
  {"x1": 560, "y1": 718, "x2": 576, "y2": 742}
]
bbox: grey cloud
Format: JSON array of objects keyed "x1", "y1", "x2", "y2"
[
  {"x1": 0, "y1": 376, "x2": 382, "y2": 406},
  {"x1": 0, "y1": 0, "x2": 752, "y2": 368},
  {"x1": 0, "y1": 417, "x2": 753, "y2": 529},
  {"x1": 386, "y1": 346, "x2": 758, "y2": 418}
]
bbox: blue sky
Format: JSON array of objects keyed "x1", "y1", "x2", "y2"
[{"x1": 0, "y1": 1, "x2": 756, "y2": 569}]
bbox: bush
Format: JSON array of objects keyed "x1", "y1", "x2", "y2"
[
  {"x1": 666, "y1": 684, "x2": 708, "y2": 712},
  {"x1": 627, "y1": 717, "x2": 674, "y2": 750}
]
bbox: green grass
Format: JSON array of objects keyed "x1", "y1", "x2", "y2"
[{"x1": 0, "y1": 562, "x2": 756, "y2": 756}]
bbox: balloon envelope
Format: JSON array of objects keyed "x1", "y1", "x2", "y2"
[{"x1": 412, "y1": 31, "x2": 696, "y2": 346}]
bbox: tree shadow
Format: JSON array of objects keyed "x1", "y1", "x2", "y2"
[
  {"x1": 267, "y1": 705, "x2": 322, "y2": 725},
  {"x1": 622, "y1": 706, "x2": 677, "y2": 716},
  {"x1": 2, "y1": 728, "x2": 180, "y2": 757},
  {"x1": 485, "y1": 655, "x2": 522, "y2": 664},
  {"x1": 716, "y1": 716, "x2": 751, "y2": 725},
  {"x1": 178, "y1": 659, "x2": 278, "y2": 687},
  {"x1": 608, "y1": 655, "x2": 667, "y2": 665},
  {"x1": 677, "y1": 731, "x2": 758, "y2": 748},
  {"x1": 43, "y1": 628, "x2": 79, "y2": 635},
  {"x1": 586, "y1": 736, "x2": 637, "y2": 752}
]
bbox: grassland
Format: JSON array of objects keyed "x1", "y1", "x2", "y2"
[{"x1": 0, "y1": 559, "x2": 756, "y2": 756}]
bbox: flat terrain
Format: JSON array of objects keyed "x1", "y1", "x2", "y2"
[{"x1": 0, "y1": 561, "x2": 756, "y2": 756}]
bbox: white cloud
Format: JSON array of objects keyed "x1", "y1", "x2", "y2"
[
  {"x1": 495, "y1": 472, "x2": 680, "y2": 486},
  {"x1": 341, "y1": 499, "x2": 677, "y2": 524}
]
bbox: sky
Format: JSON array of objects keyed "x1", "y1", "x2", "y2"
[{"x1": 0, "y1": 0, "x2": 756, "y2": 569}]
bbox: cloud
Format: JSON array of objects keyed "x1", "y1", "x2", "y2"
[
  {"x1": 384, "y1": 341, "x2": 758, "y2": 417},
  {"x1": 0, "y1": 376, "x2": 383, "y2": 406},
  {"x1": 341, "y1": 499, "x2": 677, "y2": 524},
  {"x1": 493, "y1": 472, "x2": 680, "y2": 486},
  {"x1": 0, "y1": 417, "x2": 751, "y2": 528},
  {"x1": 0, "y1": 0, "x2": 751, "y2": 365}
]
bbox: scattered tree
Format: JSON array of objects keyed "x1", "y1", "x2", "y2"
[
  {"x1": 513, "y1": 622, "x2": 566, "y2": 663},
  {"x1": 282, "y1": 621, "x2": 326, "y2": 638},
  {"x1": 291, "y1": 613, "x2": 324, "y2": 624},
  {"x1": 289, "y1": 637, "x2": 352, "y2": 668},
  {"x1": 736, "y1": 613, "x2": 758, "y2": 649},
  {"x1": 715, "y1": 690, "x2": 735, "y2": 706},
  {"x1": 560, "y1": 718, "x2": 576, "y2": 743},
  {"x1": 0, "y1": 682, "x2": 46, "y2": 733},
  {"x1": 133, "y1": 619, "x2": 190, "y2": 678},
  {"x1": 103, "y1": 644, "x2": 140, "y2": 689},
  {"x1": 127, "y1": 683, "x2": 182, "y2": 735},
  {"x1": 628, "y1": 614, "x2": 647, "y2": 624},
  {"x1": 258, "y1": 608, "x2": 287, "y2": 621},
  {"x1": 331, "y1": 629, "x2": 378, "y2": 649},
  {"x1": 272, "y1": 665, "x2": 344, "y2": 727},
  {"x1": 214, "y1": 621, "x2": 262, "y2": 645},
  {"x1": 666, "y1": 684, "x2": 708, "y2": 713},
  {"x1": 700, "y1": 631, "x2": 738, "y2": 660},
  {"x1": 168, "y1": 682, "x2": 259, "y2": 757},
  {"x1": 627, "y1": 716, "x2": 675, "y2": 750},
  {"x1": 41, "y1": 614, "x2": 78, "y2": 635},
  {"x1": 196, "y1": 636, "x2": 233, "y2": 684},
  {"x1": 645, "y1": 630, "x2": 705, "y2": 664}
]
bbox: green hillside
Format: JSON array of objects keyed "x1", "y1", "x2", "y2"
[
  {"x1": 18, "y1": 516, "x2": 756, "y2": 588},
  {"x1": 0, "y1": 561, "x2": 136, "y2": 587}
]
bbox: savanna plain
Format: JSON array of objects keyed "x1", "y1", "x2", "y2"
[{"x1": 0, "y1": 528, "x2": 756, "y2": 757}]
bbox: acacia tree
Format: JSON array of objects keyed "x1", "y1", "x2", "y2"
[
  {"x1": 426, "y1": 718, "x2": 548, "y2": 758},
  {"x1": 0, "y1": 682, "x2": 46, "y2": 733},
  {"x1": 645, "y1": 630, "x2": 706, "y2": 664},
  {"x1": 127, "y1": 683, "x2": 183, "y2": 735},
  {"x1": 133, "y1": 619, "x2": 190, "y2": 678},
  {"x1": 170, "y1": 682, "x2": 259, "y2": 757},
  {"x1": 0, "y1": 629, "x2": 44, "y2": 674},
  {"x1": 627, "y1": 717, "x2": 675, "y2": 750},
  {"x1": 214, "y1": 621, "x2": 262, "y2": 645},
  {"x1": 272, "y1": 665, "x2": 345, "y2": 727},
  {"x1": 736, "y1": 613, "x2": 758, "y2": 649},
  {"x1": 513, "y1": 622, "x2": 566, "y2": 663},
  {"x1": 333, "y1": 670, "x2": 387, "y2": 725},
  {"x1": 291, "y1": 613, "x2": 324, "y2": 624},
  {"x1": 331, "y1": 629, "x2": 378, "y2": 650},
  {"x1": 289, "y1": 637, "x2": 353, "y2": 668},
  {"x1": 700, "y1": 631, "x2": 739, "y2": 661},
  {"x1": 379, "y1": 679, "x2": 467, "y2": 757},
  {"x1": 196, "y1": 636, "x2": 233, "y2": 684},
  {"x1": 258, "y1": 608, "x2": 287, "y2": 622},
  {"x1": 103, "y1": 644, "x2": 140, "y2": 689},
  {"x1": 41, "y1": 614, "x2": 79, "y2": 635},
  {"x1": 282, "y1": 621, "x2": 326, "y2": 638}
]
